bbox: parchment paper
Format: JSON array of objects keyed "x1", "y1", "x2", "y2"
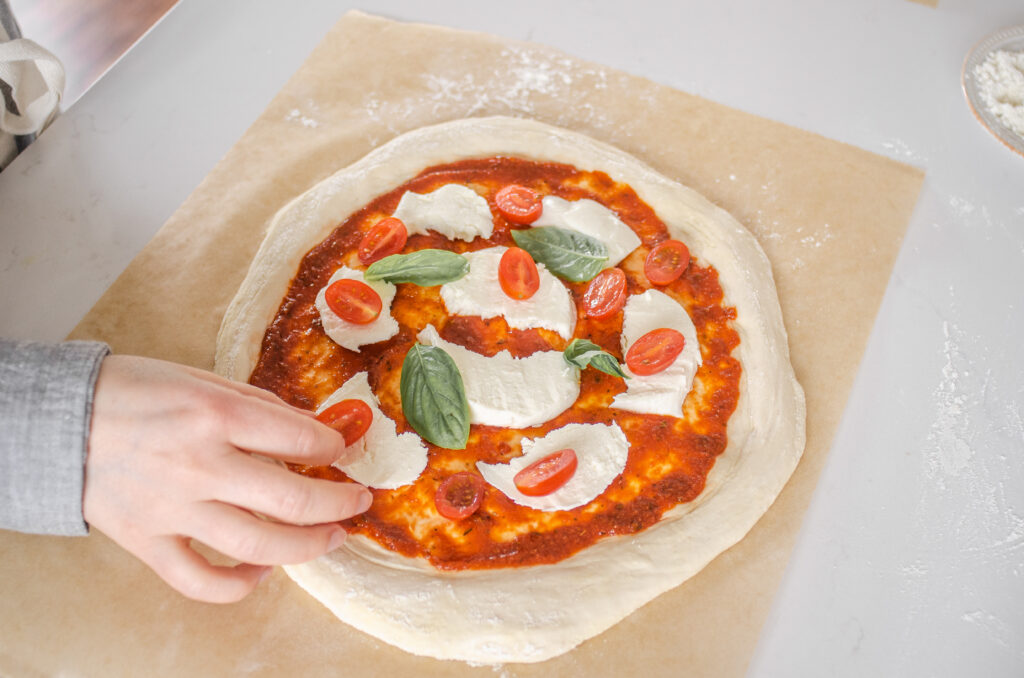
[{"x1": 0, "y1": 11, "x2": 923, "y2": 678}]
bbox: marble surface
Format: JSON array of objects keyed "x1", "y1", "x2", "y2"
[{"x1": 1, "y1": 1, "x2": 1022, "y2": 675}]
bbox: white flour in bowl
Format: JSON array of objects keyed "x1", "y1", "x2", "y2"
[{"x1": 974, "y1": 49, "x2": 1024, "y2": 139}]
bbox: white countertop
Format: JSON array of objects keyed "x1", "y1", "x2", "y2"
[{"x1": 1, "y1": 1, "x2": 1022, "y2": 675}]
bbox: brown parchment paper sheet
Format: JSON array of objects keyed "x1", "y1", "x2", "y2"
[{"x1": 0, "y1": 11, "x2": 923, "y2": 678}]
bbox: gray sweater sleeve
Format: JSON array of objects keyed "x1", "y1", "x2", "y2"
[{"x1": 0, "y1": 339, "x2": 110, "y2": 535}]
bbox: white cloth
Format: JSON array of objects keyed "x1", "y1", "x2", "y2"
[
  {"x1": 1, "y1": 0, "x2": 65, "y2": 169},
  {"x1": 0, "y1": 37, "x2": 64, "y2": 136}
]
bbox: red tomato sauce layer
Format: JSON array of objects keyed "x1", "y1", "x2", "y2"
[{"x1": 249, "y1": 157, "x2": 741, "y2": 570}]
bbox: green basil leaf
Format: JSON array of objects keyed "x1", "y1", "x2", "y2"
[
  {"x1": 562, "y1": 339, "x2": 629, "y2": 379},
  {"x1": 364, "y1": 249, "x2": 469, "y2": 286},
  {"x1": 400, "y1": 343, "x2": 470, "y2": 449},
  {"x1": 510, "y1": 227, "x2": 608, "y2": 282}
]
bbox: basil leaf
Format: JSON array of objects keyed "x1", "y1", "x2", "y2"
[
  {"x1": 400, "y1": 343, "x2": 470, "y2": 449},
  {"x1": 563, "y1": 339, "x2": 629, "y2": 379},
  {"x1": 510, "y1": 227, "x2": 608, "y2": 282},
  {"x1": 364, "y1": 249, "x2": 469, "y2": 286}
]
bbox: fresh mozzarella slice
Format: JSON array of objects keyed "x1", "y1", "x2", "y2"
[
  {"x1": 532, "y1": 195, "x2": 641, "y2": 267},
  {"x1": 393, "y1": 184, "x2": 494, "y2": 241},
  {"x1": 611, "y1": 289, "x2": 702, "y2": 417},
  {"x1": 439, "y1": 246, "x2": 576, "y2": 340},
  {"x1": 315, "y1": 267, "x2": 399, "y2": 352},
  {"x1": 476, "y1": 422, "x2": 629, "y2": 511},
  {"x1": 417, "y1": 324, "x2": 579, "y2": 428},
  {"x1": 318, "y1": 372, "x2": 427, "y2": 489}
]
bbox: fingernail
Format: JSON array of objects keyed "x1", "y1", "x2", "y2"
[
  {"x1": 328, "y1": 528, "x2": 347, "y2": 551},
  {"x1": 357, "y1": 489, "x2": 373, "y2": 514},
  {"x1": 257, "y1": 567, "x2": 273, "y2": 585}
]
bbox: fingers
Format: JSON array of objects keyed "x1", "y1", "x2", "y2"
[
  {"x1": 88, "y1": 357, "x2": 377, "y2": 605},
  {"x1": 177, "y1": 360, "x2": 360, "y2": 467},
  {"x1": 210, "y1": 452, "x2": 372, "y2": 525},
  {"x1": 211, "y1": 391, "x2": 356, "y2": 466},
  {"x1": 142, "y1": 535, "x2": 271, "y2": 604},
  {"x1": 180, "y1": 365, "x2": 312, "y2": 415},
  {"x1": 184, "y1": 502, "x2": 348, "y2": 565}
]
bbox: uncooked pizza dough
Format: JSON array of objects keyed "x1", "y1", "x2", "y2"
[{"x1": 215, "y1": 116, "x2": 806, "y2": 664}]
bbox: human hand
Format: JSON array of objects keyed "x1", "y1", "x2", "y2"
[{"x1": 83, "y1": 355, "x2": 371, "y2": 603}]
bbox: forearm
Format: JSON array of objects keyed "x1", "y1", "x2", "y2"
[{"x1": 0, "y1": 338, "x2": 109, "y2": 535}]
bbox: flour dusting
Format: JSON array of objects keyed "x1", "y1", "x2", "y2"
[
  {"x1": 961, "y1": 610, "x2": 1019, "y2": 653},
  {"x1": 879, "y1": 137, "x2": 928, "y2": 164},
  {"x1": 948, "y1": 193, "x2": 1024, "y2": 257},
  {"x1": 501, "y1": 47, "x2": 576, "y2": 100},
  {"x1": 926, "y1": 319, "x2": 974, "y2": 482},
  {"x1": 285, "y1": 101, "x2": 322, "y2": 129},
  {"x1": 949, "y1": 194, "x2": 977, "y2": 218},
  {"x1": 358, "y1": 44, "x2": 639, "y2": 150},
  {"x1": 894, "y1": 287, "x2": 1024, "y2": 660},
  {"x1": 796, "y1": 222, "x2": 835, "y2": 249}
]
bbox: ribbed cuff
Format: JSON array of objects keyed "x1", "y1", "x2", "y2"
[{"x1": 0, "y1": 339, "x2": 110, "y2": 535}]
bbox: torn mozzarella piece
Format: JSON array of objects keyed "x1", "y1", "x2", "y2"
[
  {"x1": 477, "y1": 423, "x2": 629, "y2": 511},
  {"x1": 318, "y1": 372, "x2": 427, "y2": 489},
  {"x1": 439, "y1": 246, "x2": 576, "y2": 340},
  {"x1": 532, "y1": 195, "x2": 641, "y2": 267},
  {"x1": 611, "y1": 289, "x2": 702, "y2": 417},
  {"x1": 315, "y1": 267, "x2": 399, "y2": 352},
  {"x1": 417, "y1": 324, "x2": 579, "y2": 428},
  {"x1": 393, "y1": 183, "x2": 494, "y2": 241}
]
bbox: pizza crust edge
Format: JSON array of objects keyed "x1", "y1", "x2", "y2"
[{"x1": 214, "y1": 116, "x2": 806, "y2": 664}]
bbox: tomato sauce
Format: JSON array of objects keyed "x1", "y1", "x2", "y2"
[{"x1": 249, "y1": 157, "x2": 741, "y2": 570}]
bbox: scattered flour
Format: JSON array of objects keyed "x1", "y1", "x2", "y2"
[
  {"x1": 960, "y1": 610, "x2": 1018, "y2": 653},
  {"x1": 796, "y1": 222, "x2": 834, "y2": 249},
  {"x1": 918, "y1": 309, "x2": 1024, "y2": 547},
  {"x1": 892, "y1": 302, "x2": 1024, "y2": 662},
  {"x1": 358, "y1": 44, "x2": 637, "y2": 149},
  {"x1": 948, "y1": 193, "x2": 1024, "y2": 256},
  {"x1": 879, "y1": 137, "x2": 928, "y2": 164},
  {"x1": 285, "y1": 107, "x2": 321, "y2": 129},
  {"x1": 927, "y1": 319, "x2": 974, "y2": 481},
  {"x1": 973, "y1": 49, "x2": 1024, "y2": 138}
]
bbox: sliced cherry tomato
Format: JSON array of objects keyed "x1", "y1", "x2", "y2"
[
  {"x1": 494, "y1": 184, "x2": 542, "y2": 224},
  {"x1": 435, "y1": 472, "x2": 486, "y2": 520},
  {"x1": 625, "y1": 328, "x2": 686, "y2": 376},
  {"x1": 325, "y1": 278, "x2": 382, "y2": 325},
  {"x1": 644, "y1": 239, "x2": 691, "y2": 285},
  {"x1": 358, "y1": 217, "x2": 408, "y2": 265},
  {"x1": 582, "y1": 268, "x2": 628, "y2": 319},
  {"x1": 513, "y1": 448, "x2": 578, "y2": 497},
  {"x1": 498, "y1": 247, "x2": 541, "y2": 300},
  {"x1": 316, "y1": 399, "x2": 373, "y2": 446}
]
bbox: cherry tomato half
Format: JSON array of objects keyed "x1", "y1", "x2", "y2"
[
  {"x1": 324, "y1": 278, "x2": 382, "y2": 325},
  {"x1": 435, "y1": 472, "x2": 486, "y2": 520},
  {"x1": 513, "y1": 449, "x2": 578, "y2": 497},
  {"x1": 582, "y1": 268, "x2": 628, "y2": 319},
  {"x1": 498, "y1": 247, "x2": 541, "y2": 300},
  {"x1": 625, "y1": 328, "x2": 686, "y2": 376},
  {"x1": 316, "y1": 399, "x2": 373, "y2": 446},
  {"x1": 358, "y1": 217, "x2": 408, "y2": 265},
  {"x1": 494, "y1": 184, "x2": 542, "y2": 224},
  {"x1": 644, "y1": 239, "x2": 690, "y2": 286}
]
